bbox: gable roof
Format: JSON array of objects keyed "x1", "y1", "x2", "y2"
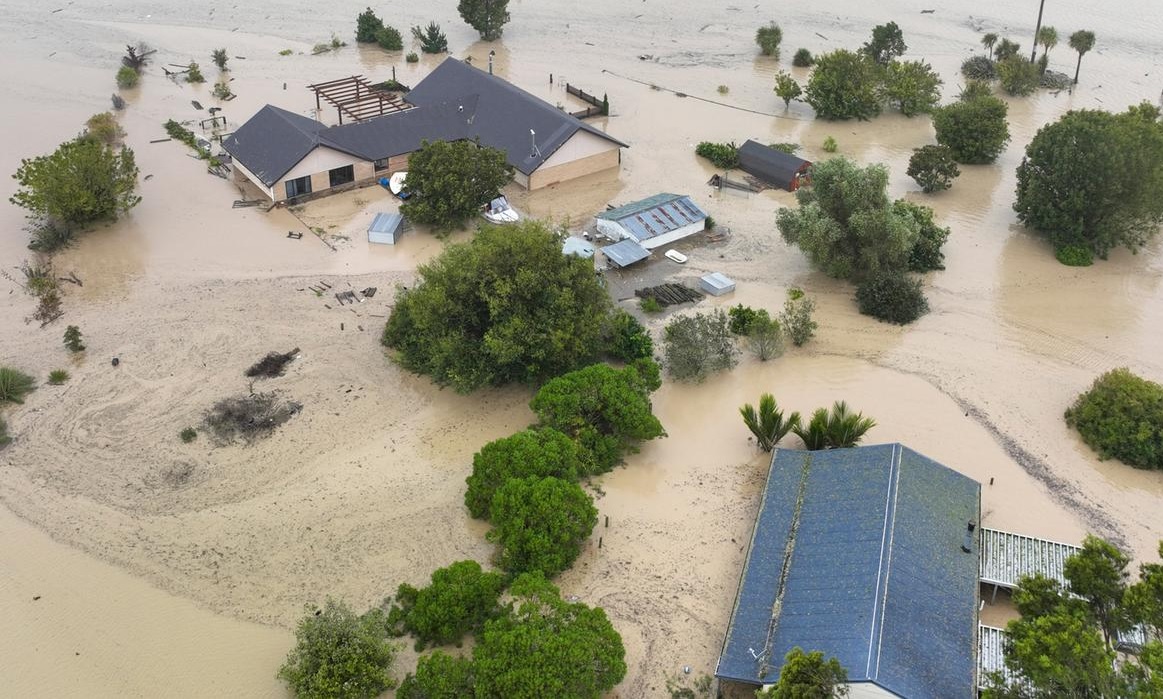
[
  {"x1": 717, "y1": 444, "x2": 981, "y2": 698},
  {"x1": 221, "y1": 105, "x2": 330, "y2": 187},
  {"x1": 737, "y1": 140, "x2": 811, "y2": 190},
  {"x1": 596, "y1": 193, "x2": 706, "y2": 242},
  {"x1": 601, "y1": 238, "x2": 651, "y2": 267},
  {"x1": 405, "y1": 58, "x2": 627, "y2": 175}
]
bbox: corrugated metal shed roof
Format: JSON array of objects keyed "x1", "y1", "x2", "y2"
[
  {"x1": 368, "y1": 212, "x2": 403, "y2": 235},
  {"x1": 979, "y1": 529, "x2": 1080, "y2": 589},
  {"x1": 717, "y1": 444, "x2": 981, "y2": 698},
  {"x1": 602, "y1": 239, "x2": 650, "y2": 267},
  {"x1": 596, "y1": 193, "x2": 707, "y2": 242},
  {"x1": 737, "y1": 140, "x2": 811, "y2": 191}
]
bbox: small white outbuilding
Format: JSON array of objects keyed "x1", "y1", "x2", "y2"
[{"x1": 595, "y1": 193, "x2": 707, "y2": 250}]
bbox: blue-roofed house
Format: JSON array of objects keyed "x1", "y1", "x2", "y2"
[
  {"x1": 594, "y1": 193, "x2": 708, "y2": 250},
  {"x1": 716, "y1": 444, "x2": 981, "y2": 699}
]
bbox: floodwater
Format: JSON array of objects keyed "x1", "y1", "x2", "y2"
[{"x1": 2, "y1": 0, "x2": 1163, "y2": 696}]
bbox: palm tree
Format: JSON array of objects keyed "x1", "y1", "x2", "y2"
[
  {"x1": 823, "y1": 401, "x2": 877, "y2": 449},
  {"x1": 981, "y1": 33, "x2": 998, "y2": 60},
  {"x1": 740, "y1": 394, "x2": 800, "y2": 452},
  {"x1": 1069, "y1": 30, "x2": 1096, "y2": 85},
  {"x1": 1037, "y1": 26, "x2": 1058, "y2": 62},
  {"x1": 792, "y1": 408, "x2": 829, "y2": 451}
]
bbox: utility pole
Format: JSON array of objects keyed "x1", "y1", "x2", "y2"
[{"x1": 1031, "y1": 0, "x2": 1047, "y2": 62}]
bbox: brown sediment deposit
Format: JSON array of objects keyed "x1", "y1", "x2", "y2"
[{"x1": 2, "y1": 0, "x2": 1163, "y2": 696}]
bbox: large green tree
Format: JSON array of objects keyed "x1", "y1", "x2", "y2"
[
  {"x1": 883, "y1": 60, "x2": 942, "y2": 116},
  {"x1": 387, "y1": 560, "x2": 506, "y2": 649},
  {"x1": 464, "y1": 428, "x2": 583, "y2": 519},
  {"x1": 488, "y1": 476, "x2": 598, "y2": 577},
  {"x1": 382, "y1": 221, "x2": 611, "y2": 392},
  {"x1": 804, "y1": 50, "x2": 884, "y2": 121},
  {"x1": 862, "y1": 21, "x2": 907, "y2": 65},
  {"x1": 529, "y1": 363, "x2": 664, "y2": 475},
  {"x1": 907, "y1": 145, "x2": 960, "y2": 194},
  {"x1": 399, "y1": 139, "x2": 513, "y2": 231},
  {"x1": 932, "y1": 91, "x2": 1010, "y2": 164},
  {"x1": 777, "y1": 157, "x2": 918, "y2": 280},
  {"x1": 355, "y1": 7, "x2": 384, "y2": 43},
  {"x1": 397, "y1": 651, "x2": 475, "y2": 699},
  {"x1": 1014, "y1": 105, "x2": 1163, "y2": 257},
  {"x1": 472, "y1": 572, "x2": 626, "y2": 698},
  {"x1": 10, "y1": 138, "x2": 140, "y2": 230},
  {"x1": 457, "y1": 0, "x2": 510, "y2": 41},
  {"x1": 662, "y1": 310, "x2": 739, "y2": 382},
  {"x1": 758, "y1": 647, "x2": 849, "y2": 698},
  {"x1": 278, "y1": 599, "x2": 396, "y2": 699},
  {"x1": 1064, "y1": 535, "x2": 1132, "y2": 647}
]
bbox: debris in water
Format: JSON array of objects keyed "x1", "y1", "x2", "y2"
[{"x1": 244, "y1": 348, "x2": 300, "y2": 379}]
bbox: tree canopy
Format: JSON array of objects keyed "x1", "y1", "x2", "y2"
[
  {"x1": 10, "y1": 138, "x2": 140, "y2": 230},
  {"x1": 399, "y1": 139, "x2": 513, "y2": 231},
  {"x1": 932, "y1": 90, "x2": 1010, "y2": 164},
  {"x1": 1014, "y1": 105, "x2": 1163, "y2": 258},
  {"x1": 663, "y1": 309, "x2": 739, "y2": 382},
  {"x1": 387, "y1": 560, "x2": 506, "y2": 649},
  {"x1": 1065, "y1": 368, "x2": 1163, "y2": 470},
  {"x1": 278, "y1": 599, "x2": 396, "y2": 699},
  {"x1": 758, "y1": 647, "x2": 849, "y2": 698},
  {"x1": 907, "y1": 144, "x2": 960, "y2": 193},
  {"x1": 1069, "y1": 30, "x2": 1096, "y2": 84},
  {"x1": 382, "y1": 221, "x2": 611, "y2": 393},
  {"x1": 862, "y1": 21, "x2": 907, "y2": 65},
  {"x1": 805, "y1": 50, "x2": 884, "y2": 121},
  {"x1": 464, "y1": 428, "x2": 583, "y2": 519},
  {"x1": 487, "y1": 476, "x2": 598, "y2": 577},
  {"x1": 529, "y1": 363, "x2": 664, "y2": 475},
  {"x1": 883, "y1": 60, "x2": 942, "y2": 116},
  {"x1": 777, "y1": 157, "x2": 918, "y2": 280},
  {"x1": 397, "y1": 651, "x2": 475, "y2": 699},
  {"x1": 458, "y1": 0, "x2": 510, "y2": 41},
  {"x1": 355, "y1": 7, "x2": 383, "y2": 42},
  {"x1": 472, "y1": 573, "x2": 626, "y2": 698}
]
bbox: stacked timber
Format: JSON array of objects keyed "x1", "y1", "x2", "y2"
[{"x1": 634, "y1": 283, "x2": 704, "y2": 307}]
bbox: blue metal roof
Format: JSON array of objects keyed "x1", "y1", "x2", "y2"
[
  {"x1": 717, "y1": 444, "x2": 981, "y2": 698},
  {"x1": 601, "y1": 239, "x2": 650, "y2": 267},
  {"x1": 596, "y1": 193, "x2": 706, "y2": 242}
]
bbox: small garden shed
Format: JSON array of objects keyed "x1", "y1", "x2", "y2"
[{"x1": 737, "y1": 140, "x2": 811, "y2": 192}]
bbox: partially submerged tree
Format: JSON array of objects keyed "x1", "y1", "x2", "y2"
[
  {"x1": 411, "y1": 22, "x2": 448, "y2": 54},
  {"x1": 1036, "y1": 26, "x2": 1059, "y2": 62},
  {"x1": 792, "y1": 401, "x2": 876, "y2": 450},
  {"x1": 211, "y1": 48, "x2": 228, "y2": 71},
  {"x1": 1014, "y1": 105, "x2": 1163, "y2": 258},
  {"x1": 907, "y1": 144, "x2": 960, "y2": 193},
  {"x1": 862, "y1": 21, "x2": 907, "y2": 65},
  {"x1": 931, "y1": 91, "x2": 1010, "y2": 164},
  {"x1": 780, "y1": 289, "x2": 817, "y2": 347},
  {"x1": 465, "y1": 428, "x2": 583, "y2": 519},
  {"x1": 755, "y1": 22, "x2": 783, "y2": 56},
  {"x1": 805, "y1": 50, "x2": 883, "y2": 120},
  {"x1": 740, "y1": 394, "x2": 800, "y2": 452},
  {"x1": 458, "y1": 0, "x2": 511, "y2": 41},
  {"x1": 1065, "y1": 368, "x2": 1163, "y2": 470},
  {"x1": 663, "y1": 310, "x2": 739, "y2": 382},
  {"x1": 375, "y1": 26, "x2": 404, "y2": 51},
  {"x1": 387, "y1": 560, "x2": 505, "y2": 649},
  {"x1": 185, "y1": 61, "x2": 205, "y2": 84},
  {"x1": 997, "y1": 56, "x2": 1040, "y2": 96},
  {"x1": 383, "y1": 221, "x2": 610, "y2": 392},
  {"x1": 82, "y1": 112, "x2": 125, "y2": 145},
  {"x1": 896, "y1": 200, "x2": 951, "y2": 272},
  {"x1": 694, "y1": 141, "x2": 738, "y2": 169},
  {"x1": 792, "y1": 48, "x2": 814, "y2": 67},
  {"x1": 994, "y1": 38, "x2": 1021, "y2": 61},
  {"x1": 774, "y1": 71, "x2": 802, "y2": 107},
  {"x1": 278, "y1": 599, "x2": 397, "y2": 699},
  {"x1": 115, "y1": 66, "x2": 139, "y2": 89},
  {"x1": 355, "y1": 7, "x2": 385, "y2": 43},
  {"x1": 883, "y1": 60, "x2": 942, "y2": 116},
  {"x1": 981, "y1": 32, "x2": 999, "y2": 59},
  {"x1": 399, "y1": 139, "x2": 513, "y2": 231},
  {"x1": 1068, "y1": 30, "x2": 1096, "y2": 84},
  {"x1": 856, "y1": 271, "x2": 930, "y2": 325},
  {"x1": 10, "y1": 138, "x2": 140, "y2": 234},
  {"x1": 488, "y1": 476, "x2": 597, "y2": 577},
  {"x1": 397, "y1": 651, "x2": 475, "y2": 699},
  {"x1": 530, "y1": 363, "x2": 664, "y2": 475},
  {"x1": 604, "y1": 310, "x2": 653, "y2": 361},
  {"x1": 758, "y1": 647, "x2": 849, "y2": 698}
]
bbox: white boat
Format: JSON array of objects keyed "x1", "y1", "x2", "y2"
[
  {"x1": 665, "y1": 249, "x2": 688, "y2": 264},
  {"x1": 388, "y1": 171, "x2": 408, "y2": 195},
  {"x1": 483, "y1": 194, "x2": 520, "y2": 224}
]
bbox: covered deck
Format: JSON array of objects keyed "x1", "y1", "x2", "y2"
[{"x1": 979, "y1": 527, "x2": 1080, "y2": 600}]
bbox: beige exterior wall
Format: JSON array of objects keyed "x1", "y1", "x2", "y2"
[
  {"x1": 387, "y1": 154, "x2": 410, "y2": 172},
  {"x1": 268, "y1": 145, "x2": 375, "y2": 202},
  {"x1": 845, "y1": 682, "x2": 898, "y2": 699},
  {"x1": 529, "y1": 147, "x2": 620, "y2": 190},
  {"x1": 513, "y1": 170, "x2": 530, "y2": 188},
  {"x1": 540, "y1": 130, "x2": 618, "y2": 168}
]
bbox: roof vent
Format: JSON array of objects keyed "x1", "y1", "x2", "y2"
[{"x1": 961, "y1": 521, "x2": 976, "y2": 553}]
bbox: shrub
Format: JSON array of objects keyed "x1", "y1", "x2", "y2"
[
  {"x1": 705, "y1": 214, "x2": 716, "y2": 229},
  {"x1": 792, "y1": 48, "x2": 814, "y2": 67},
  {"x1": 464, "y1": 428, "x2": 582, "y2": 519},
  {"x1": 741, "y1": 394, "x2": 800, "y2": 451},
  {"x1": 717, "y1": 84, "x2": 729, "y2": 95},
  {"x1": 663, "y1": 309, "x2": 738, "y2": 382},
  {"x1": 884, "y1": 59, "x2": 942, "y2": 117},
  {"x1": 488, "y1": 476, "x2": 598, "y2": 577},
  {"x1": 694, "y1": 141, "x2": 738, "y2": 169},
  {"x1": 375, "y1": 26, "x2": 403, "y2": 51},
  {"x1": 793, "y1": 401, "x2": 876, "y2": 450},
  {"x1": 83, "y1": 112, "x2": 124, "y2": 145},
  {"x1": 278, "y1": 599, "x2": 397, "y2": 698},
  {"x1": 774, "y1": 71, "x2": 802, "y2": 107},
  {"x1": 28, "y1": 220, "x2": 73, "y2": 253},
  {"x1": 728, "y1": 304, "x2": 765, "y2": 335},
  {"x1": 245, "y1": 349, "x2": 298, "y2": 378},
  {"x1": 606, "y1": 310, "x2": 653, "y2": 361},
  {"x1": 748, "y1": 314, "x2": 784, "y2": 361},
  {"x1": 48, "y1": 369, "x2": 69, "y2": 385},
  {"x1": 997, "y1": 56, "x2": 1040, "y2": 96},
  {"x1": 355, "y1": 7, "x2": 385, "y2": 43},
  {"x1": 387, "y1": 560, "x2": 505, "y2": 649},
  {"x1": 211, "y1": 48, "x2": 228, "y2": 70},
  {"x1": 1064, "y1": 368, "x2": 1163, "y2": 469},
  {"x1": 0, "y1": 367, "x2": 37, "y2": 404},
  {"x1": 639, "y1": 296, "x2": 662, "y2": 313},
  {"x1": 212, "y1": 80, "x2": 232, "y2": 100},
  {"x1": 961, "y1": 55, "x2": 998, "y2": 80},
  {"x1": 406, "y1": 52, "x2": 419, "y2": 63},
  {"x1": 907, "y1": 144, "x2": 960, "y2": 193},
  {"x1": 179, "y1": 427, "x2": 198, "y2": 443},
  {"x1": 203, "y1": 391, "x2": 301, "y2": 443},
  {"x1": 755, "y1": 23, "x2": 782, "y2": 56},
  {"x1": 822, "y1": 135, "x2": 838, "y2": 152},
  {"x1": 1055, "y1": 244, "x2": 1094, "y2": 267},
  {"x1": 63, "y1": 325, "x2": 85, "y2": 352},
  {"x1": 116, "y1": 66, "x2": 139, "y2": 89},
  {"x1": 278, "y1": 48, "x2": 293, "y2": 56},
  {"x1": 186, "y1": 62, "x2": 205, "y2": 84},
  {"x1": 995, "y1": 38, "x2": 1021, "y2": 61},
  {"x1": 397, "y1": 651, "x2": 474, "y2": 699},
  {"x1": 959, "y1": 80, "x2": 994, "y2": 102},
  {"x1": 412, "y1": 22, "x2": 448, "y2": 53},
  {"x1": 0, "y1": 418, "x2": 9, "y2": 448},
  {"x1": 805, "y1": 49, "x2": 883, "y2": 121},
  {"x1": 780, "y1": 289, "x2": 817, "y2": 346},
  {"x1": 770, "y1": 143, "x2": 799, "y2": 154},
  {"x1": 856, "y1": 271, "x2": 929, "y2": 324},
  {"x1": 932, "y1": 93, "x2": 1010, "y2": 164},
  {"x1": 896, "y1": 200, "x2": 951, "y2": 272}
]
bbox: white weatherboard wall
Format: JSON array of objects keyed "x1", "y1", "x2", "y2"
[
  {"x1": 231, "y1": 158, "x2": 273, "y2": 200},
  {"x1": 596, "y1": 216, "x2": 705, "y2": 250}
]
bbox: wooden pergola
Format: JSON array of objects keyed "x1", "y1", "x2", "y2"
[{"x1": 306, "y1": 75, "x2": 409, "y2": 124}]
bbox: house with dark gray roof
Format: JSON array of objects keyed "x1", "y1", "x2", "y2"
[
  {"x1": 717, "y1": 444, "x2": 981, "y2": 699},
  {"x1": 223, "y1": 58, "x2": 627, "y2": 202}
]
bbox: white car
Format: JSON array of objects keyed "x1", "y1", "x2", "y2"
[{"x1": 665, "y1": 249, "x2": 688, "y2": 264}]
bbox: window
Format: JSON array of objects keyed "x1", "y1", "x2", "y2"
[
  {"x1": 285, "y1": 175, "x2": 311, "y2": 199},
  {"x1": 328, "y1": 165, "x2": 355, "y2": 188},
  {"x1": 373, "y1": 158, "x2": 389, "y2": 172}
]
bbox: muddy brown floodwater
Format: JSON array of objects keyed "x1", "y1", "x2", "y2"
[{"x1": 2, "y1": 0, "x2": 1162, "y2": 697}]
